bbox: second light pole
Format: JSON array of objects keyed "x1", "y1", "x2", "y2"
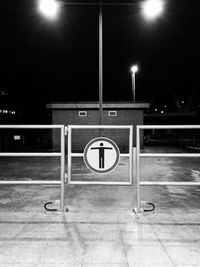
[{"x1": 131, "y1": 65, "x2": 138, "y2": 102}]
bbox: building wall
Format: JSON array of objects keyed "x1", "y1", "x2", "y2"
[{"x1": 51, "y1": 109, "x2": 144, "y2": 152}]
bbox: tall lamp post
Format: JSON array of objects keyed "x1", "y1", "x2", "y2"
[
  {"x1": 37, "y1": 0, "x2": 164, "y2": 123},
  {"x1": 131, "y1": 65, "x2": 138, "y2": 102},
  {"x1": 99, "y1": 1, "x2": 103, "y2": 125}
]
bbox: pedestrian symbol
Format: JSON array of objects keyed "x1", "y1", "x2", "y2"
[
  {"x1": 91, "y1": 142, "x2": 113, "y2": 169},
  {"x1": 83, "y1": 137, "x2": 120, "y2": 174}
]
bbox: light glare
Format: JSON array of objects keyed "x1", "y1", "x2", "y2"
[
  {"x1": 131, "y1": 65, "x2": 139, "y2": 74},
  {"x1": 38, "y1": 0, "x2": 60, "y2": 20},
  {"x1": 142, "y1": 0, "x2": 164, "y2": 20}
]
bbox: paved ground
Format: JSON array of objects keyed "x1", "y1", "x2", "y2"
[{"x1": 0, "y1": 146, "x2": 200, "y2": 266}]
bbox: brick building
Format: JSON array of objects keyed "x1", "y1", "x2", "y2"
[{"x1": 47, "y1": 102, "x2": 150, "y2": 152}]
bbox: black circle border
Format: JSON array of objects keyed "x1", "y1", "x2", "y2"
[{"x1": 83, "y1": 137, "x2": 120, "y2": 174}]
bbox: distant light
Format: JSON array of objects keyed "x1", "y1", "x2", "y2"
[
  {"x1": 161, "y1": 110, "x2": 164, "y2": 114},
  {"x1": 164, "y1": 105, "x2": 167, "y2": 108},
  {"x1": 14, "y1": 135, "x2": 21, "y2": 141},
  {"x1": 0, "y1": 90, "x2": 8, "y2": 96},
  {"x1": 9, "y1": 110, "x2": 16, "y2": 115},
  {"x1": 131, "y1": 65, "x2": 139, "y2": 74},
  {"x1": 182, "y1": 101, "x2": 184, "y2": 104},
  {"x1": 142, "y1": 0, "x2": 164, "y2": 20},
  {"x1": 154, "y1": 108, "x2": 157, "y2": 111},
  {"x1": 38, "y1": 0, "x2": 61, "y2": 20}
]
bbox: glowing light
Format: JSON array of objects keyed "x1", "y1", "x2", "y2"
[
  {"x1": 142, "y1": 0, "x2": 164, "y2": 20},
  {"x1": 38, "y1": 0, "x2": 61, "y2": 20},
  {"x1": 131, "y1": 65, "x2": 139, "y2": 74}
]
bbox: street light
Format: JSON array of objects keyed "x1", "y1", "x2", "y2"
[
  {"x1": 131, "y1": 65, "x2": 138, "y2": 102},
  {"x1": 38, "y1": 0, "x2": 61, "y2": 20},
  {"x1": 141, "y1": 0, "x2": 164, "y2": 20}
]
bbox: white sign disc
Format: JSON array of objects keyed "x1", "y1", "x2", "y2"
[{"x1": 83, "y1": 137, "x2": 120, "y2": 174}]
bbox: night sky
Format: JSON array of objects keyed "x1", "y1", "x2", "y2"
[{"x1": 1, "y1": 0, "x2": 200, "y2": 108}]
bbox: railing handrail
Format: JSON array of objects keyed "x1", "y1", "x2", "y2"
[
  {"x1": 0, "y1": 124, "x2": 65, "y2": 211},
  {"x1": 0, "y1": 125, "x2": 64, "y2": 129},
  {"x1": 136, "y1": 125, "x2": 200, "y2": 212}
]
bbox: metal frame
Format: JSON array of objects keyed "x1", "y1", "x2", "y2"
[
  {"x1": 136, "y1": 125, "x2": 200, "y2": 212},
  {"x1": 0, "y1": 125, "x2": 65, "y2": 211},
  {"x1": 67, "y1": 125, "x2": 133, "y2": 185}
]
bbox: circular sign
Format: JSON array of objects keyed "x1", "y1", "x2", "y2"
[{"x1": 83, "y1": 137, "x2": 120, "y2": 174}]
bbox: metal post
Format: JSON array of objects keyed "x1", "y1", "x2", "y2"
[
  {"x1": 99, "y1": 1, "x2": 103, "y2": 125},
  {"x1": 132, "y1": 73, "x2": 135, "y2": 102},
  {"x1": 68, "y1": 126, "x2": 72, "y2": 183},
  {"x1": 136, "y1": 126, "x2": 141, "y2": 211},
  {"x1": 129, "y1": 126, "x2": 133, "y2": 184},
  {"x1": 60, "y1": 125, "x2": 65, "y2": 211},
  {"x1": 132, "y1": 146, "x2": 136, "y2": 209}
]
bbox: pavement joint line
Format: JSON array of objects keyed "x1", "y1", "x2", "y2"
[
  {"x1": 61, "y1": 215, "x2": 85, "y2": 265},
  {"x1": 0, "y1": 211, "x2": 38, "y2": 255},
  {"x1": 153, "y1": 227, "x2": 176, "y2": 267},
  {"x1": 15, "y1": 211, "x2": 38, "y2": 239},
  {"x1": 183, "y1": 226, "x2": 200, "y2": 255},
  {"x1": 0, "y1": 219, "x2": 137, "y2": 225},
  {"x1": 33, "y1": 238, "x2": 50, "y2": 267},
  {"x1": 119, "y1": 226, "x2": 130, "y2": 267},
  {"x1": 137, "y1": 221, "x2": 200, "y2": 226}
]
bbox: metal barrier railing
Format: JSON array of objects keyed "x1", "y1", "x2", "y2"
[
  {"x1": 0, "y1": 125, "x2": 65, "y2": 211},
  {"x1": 136, "y1": 125, "x2": 200, "y2": 212},
  {"x1": 67, "y1": 125, "x2": 133, "y2": 185}
]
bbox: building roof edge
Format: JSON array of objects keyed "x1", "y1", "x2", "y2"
[{"x1": 46, "y1": 102, "x2": 150, "y2": 109}]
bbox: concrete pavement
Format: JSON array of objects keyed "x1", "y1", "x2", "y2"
[
  {"x1": 0, "y1": 146, "x2": 200, "y2": 266},
  {"x1": 0, "y1": 206, "x2": 200, "y2": 266}
]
